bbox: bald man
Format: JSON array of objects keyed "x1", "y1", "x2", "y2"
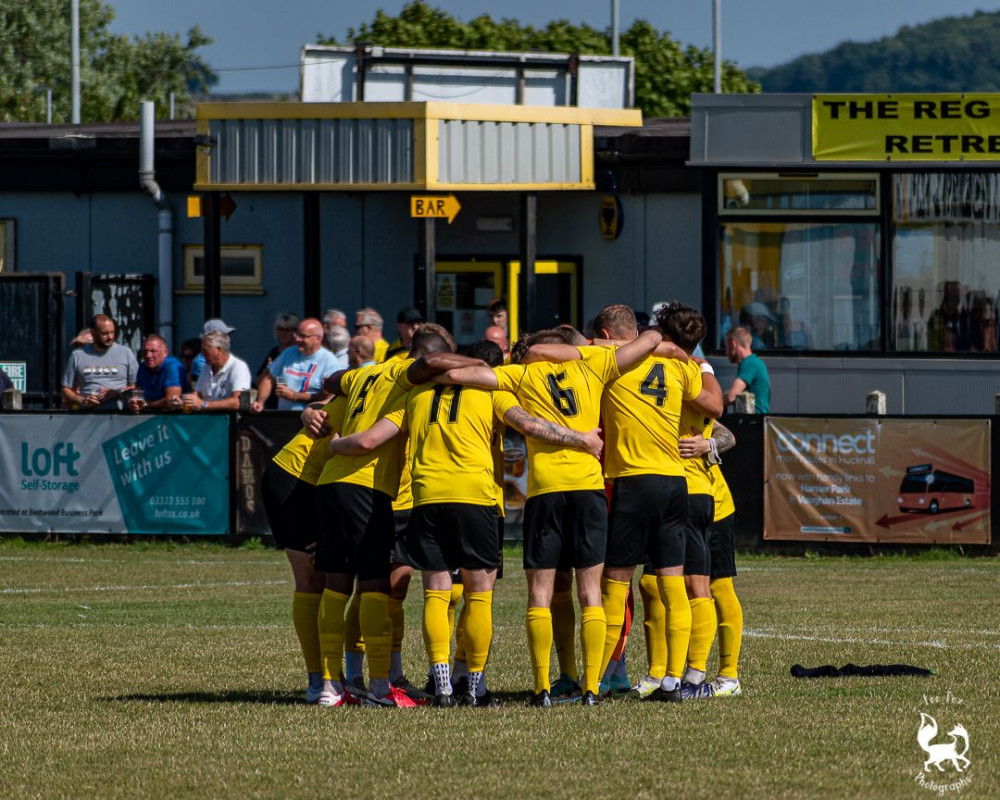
[
  {"x1": 484, "y1": 325, "x2": 509, "y2": 358},
  {"x1": 252, "y1": 317, "x2": 339, "y2": 412}
]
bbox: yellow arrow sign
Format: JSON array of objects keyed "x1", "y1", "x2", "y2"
[{"x1": 411, "y1": 195, "x2": 461, "y2": 224}]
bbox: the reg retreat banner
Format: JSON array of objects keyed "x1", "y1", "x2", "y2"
[
  {"x1": 813, "y1": 94, "x2": 1000, "y2": 161},
  {"x1": 0, "y1": 414, "x2": 229, "y2": 534},
  {"x1": 764, "y1": 418, "x2": 990, "y2": 544}
]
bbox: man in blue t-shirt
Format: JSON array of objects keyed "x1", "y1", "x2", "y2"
[
  {"x1": 130, "y1": 334, "x2": 190, "y2": 412},
  {"x1": 724, "y1": 326, "x2": 770, "y2": 414},
  {"x1": 250, "y1": 317, "x2": 339, "y2": 412}
]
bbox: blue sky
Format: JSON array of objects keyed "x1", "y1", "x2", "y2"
[{"x1": 107, "y1": 1, "x2": 1000, "y2": 93}]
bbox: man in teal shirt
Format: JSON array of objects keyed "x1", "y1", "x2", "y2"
[{"x1": 723, "y1": 326, "x2": 770, "y2": 413}]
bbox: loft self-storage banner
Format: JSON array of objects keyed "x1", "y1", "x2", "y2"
[
  {"x1": 813, "y1": 94, "x2": 1000, "y2": 161},
  {"x1": 0, "y1": 414, "x2": 229, "y2": 534},
  {"x1": 764, "y1": 417, "x2": 990, "y2": 544}
]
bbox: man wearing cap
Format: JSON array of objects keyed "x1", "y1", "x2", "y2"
[
  {"x1": 182, "y1": 326, "x2": 252, "y2": 411},
  {"x1": 251, "y1": 318, "x2": 338, "y2": 413},
  {"x1": 61, "y1": 314, "x2": 139, "y2": 411},
  {"x1": 386, "y1": 307, "x2": 424, "y2": 360}
]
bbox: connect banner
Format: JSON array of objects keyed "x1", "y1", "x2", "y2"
[
  {"x1": 0, "y1": 414, "x2": 229, "y2": 534},
  {"x1": 813, "y1": 94, "x2": 1000, "y2": 161},
  {"x1": 764, "y1": 418, "x2": 991, "y2": 544}
]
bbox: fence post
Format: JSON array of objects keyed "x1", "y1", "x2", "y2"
[
  {"x1": 866, "y1": 390, "x2": 887, "y2": 415},
  {"x1": 1, "y1": 388, "x2": 22, "y2": 410}
]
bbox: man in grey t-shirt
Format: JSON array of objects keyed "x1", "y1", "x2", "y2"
[{"x1": 61, "y1": 314, "x2": 139, "y2": 411}]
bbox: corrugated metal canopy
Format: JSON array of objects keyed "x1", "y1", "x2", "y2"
[{"x1": 195, "y1": 101, "x2": 641, "y2": 191}]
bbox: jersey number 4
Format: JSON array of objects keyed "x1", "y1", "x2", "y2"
[
  {"x1": 639, "y1": 363, "x2": 668, "y2": 407},
  {"x1": 546, "y1": 371, "x2": 579, "y2": 417},
  {"x1": 429, "y1": 385, "x2": 463, "y2": 424}
]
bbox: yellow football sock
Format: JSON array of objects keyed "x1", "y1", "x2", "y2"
[
  {"x1": 454, "y1": 599, "x2": 469, "y2": 661},
  {"x1": 292, "y1": 591, "x2": 323, "y2": 673},
  {"x1": 656, "y1": 575, "x2": 692, "y2": 680},
  {"x1": 525, "y1": 607, "x2": 553, "y2": 694},
  {"x1": 711, "y1": 577, "x2": 743, "y2": 680},
  {"x1": 580, "y1": 605, "x2": 607, "y2": 696},
  {"x1": 686, "y1": 596, "x2": 718, "y2": 674},
  {"x1": 448, "y1": 582, "x2": 464, "y2": 639},
  {"x1": 317, "y1": 589, "x2": 349, "y2": 682},
  {"x1": 639, "y1": 574, "x2": 666, "y2": 680},
  {"x1": 359, "y1": 592, "x2": 391, "y2": 681},
  {"x1": 462, "y1": 591, "x2": 494, "y2": 673},
  {"x1": 344, "y1": 591, "x2": 365, "y2": 655},
  {"x1": 599, "y1": 577, "x2": 630, "y2": 678},
  {"x1": 388, "y1": 597, "x2": 405, "y2": 654},
  {"x1": 423, "y1": 589, "x2": 453, "y2": 665},
  {"x1": 551, "y1": 589, "x2": 578, "y2": 681}
]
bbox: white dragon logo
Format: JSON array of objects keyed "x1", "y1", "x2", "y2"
[{"x1": 917, "y1": 712, "x2": 971, "y2": 773}]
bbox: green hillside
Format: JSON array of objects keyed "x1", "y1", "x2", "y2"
[{"x1": 750, "y1": 10, "x2": 1000, "y2": 92}]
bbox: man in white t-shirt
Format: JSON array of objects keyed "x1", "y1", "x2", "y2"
[
  {"x1": 251, "y1": 318, "x2": 338, "y2": 412},
  {"x1": 182, "y1": 330, "x2": 252, "y2": 411}
]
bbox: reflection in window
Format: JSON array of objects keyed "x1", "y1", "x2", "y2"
[
  {"x1": 893, "y1": 174, "x2": 1000, "y2": 353},
  {"x1": 719, "y1": 222, "x2": 881, "y2": 351},
  {"x1": 721, "y1": 176, "x2": 878, "y2": 213}
]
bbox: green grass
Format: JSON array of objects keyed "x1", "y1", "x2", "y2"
[{"x1": 1, "y1": 541, "x2": 997, "y2": 799}]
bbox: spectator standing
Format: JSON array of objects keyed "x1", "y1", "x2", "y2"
[
  {"x1": 189, "y1": 320, "x2": 237, "y2": 383},
  {"x1": 347, "y1": 336, "x2": 375, "y2": 368},
  {"x1": 256, "y1": 312, "x2": 301, "y2": 409},
  {"x1": 324, "y1": 325, "x2": 350, "y2": 370},
  {"x1": 483, "y1": 325, "x2": 510, "y2": 360},
  {"x1": 183, "y1": 330, "x2": 252, "y2": 411},
  {"x1": 179, "y1": 338, "x2": 203, "y2": 383},
  {"x1": 386, "y1": 306, "x2": 424, "y2": 359},
  {"x1": 724, "y1": 326, "x2": 770, "y2": 414},
  {"x1": 130, "y1": 334, "x2": 190, "y2": 412},
  {"x1": 487, "y1": 297, "x2": 508, "y2": 337},
  {"x1": 61, "y1": 314, "x2": 138, "y2": 411},
  {"x1": 252, "y1": 318, "x2": 338, "y2": 412},
  {"x1": 354, "y1": 307, "x2": 389, "y2": 363}
]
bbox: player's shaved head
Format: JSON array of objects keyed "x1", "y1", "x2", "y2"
[
  {"x1": 409, "y1": 330, "x2": 450, "y2": 358},
  {"x1": 593, "y1": 304, "x2": 637, "y2": 340}
]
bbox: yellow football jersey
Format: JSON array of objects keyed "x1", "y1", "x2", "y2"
[
  {"x1": 679, "y1": 361, "x2": 714, "y2": 497},
  {"x1": 405, "y1": 384, "x2": 517, "y2": 507},
  {"x1": 373, "y1": 338, "x2": 390, "y2": 363},
  {"x1": 711, "y1": 462, "x2": 735, "y2": 521},
  {"x1": 494, "y1": 347, "x2": 617, "y2": 497},
  {"x1": 271, "y1": 396, "x2": 347, "y2": 486},
  {"x1": 602, "y1": 354, "x2": 702, "y2": 479},
  {"x1": 316, "y1": 359, "x2": 411, "y2": 498},
  {"x1": 392, "y1": 440, "x2": 413, "y2": 512}
]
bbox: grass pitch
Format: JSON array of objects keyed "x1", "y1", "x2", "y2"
[{"x1": 1, "y1": 541, "x2": 997, "y2": 799}]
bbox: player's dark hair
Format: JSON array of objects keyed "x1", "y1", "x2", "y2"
[
  {"x1": 465, "y1": 340, "x2": 504, "y2": 368},
  {"x1": 528, "y1": 327, "x2": 577, "y2": 346},
  {"x1": 656, "y1": 301, "x2": 706, "y2": 354},
  {"x1": 509, "y1": 337, "x2": 532, "y2": 364}
]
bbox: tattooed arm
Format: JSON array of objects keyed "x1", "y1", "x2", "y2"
[
  {"x1": 502, "y1": 406, "x2": 603, "y2": 459},
  {"x1": 678, "y1": 421, "x2": 737, "y2": 464}
]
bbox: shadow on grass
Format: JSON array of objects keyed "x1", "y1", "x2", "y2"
[{"x1": 103, "y1": 689, "x2": 302, "y2": 706}]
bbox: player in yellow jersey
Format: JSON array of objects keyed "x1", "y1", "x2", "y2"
[
  {"x1": 594, "y1": 304, "x2": 722, "y2": 702},
  {"x1": 644, "y1": 302, "x2": 728, "y2": 700},
  {"x1": 330, "y1": 337, "x2": 604, "y2": 707},
  {"x1": 678, "y1": 422, "x2": 742, "y2": 698},
  {"x1": 259, "y1": 397, "x2": 345, "y2": 703},
  {"x1": 311, "y1": 329, "x2": 477, "y2": 707},
  {"x1": 441, "y1": 323, "x2": 661, "y2": 706}
]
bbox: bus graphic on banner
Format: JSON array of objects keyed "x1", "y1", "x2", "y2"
[{"x1": 897, "y1": 464, "x2": 974, "y2": 514}]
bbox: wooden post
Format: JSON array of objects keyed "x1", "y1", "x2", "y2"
[{"x1": 2, "y1": 388, "x2": 23, "y2": 410}]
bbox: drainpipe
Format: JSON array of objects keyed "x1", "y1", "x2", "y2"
[{"x1": 139, "y1": 101, "x2": 174, "y2": 347}]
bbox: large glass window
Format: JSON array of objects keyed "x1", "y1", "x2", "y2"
[
  {"x1": 718, "y1": 222, "x2": 881, "y2": 351},
  {"x1": 892, "y1": 173, "x2": 1000, "y2": 353}
]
